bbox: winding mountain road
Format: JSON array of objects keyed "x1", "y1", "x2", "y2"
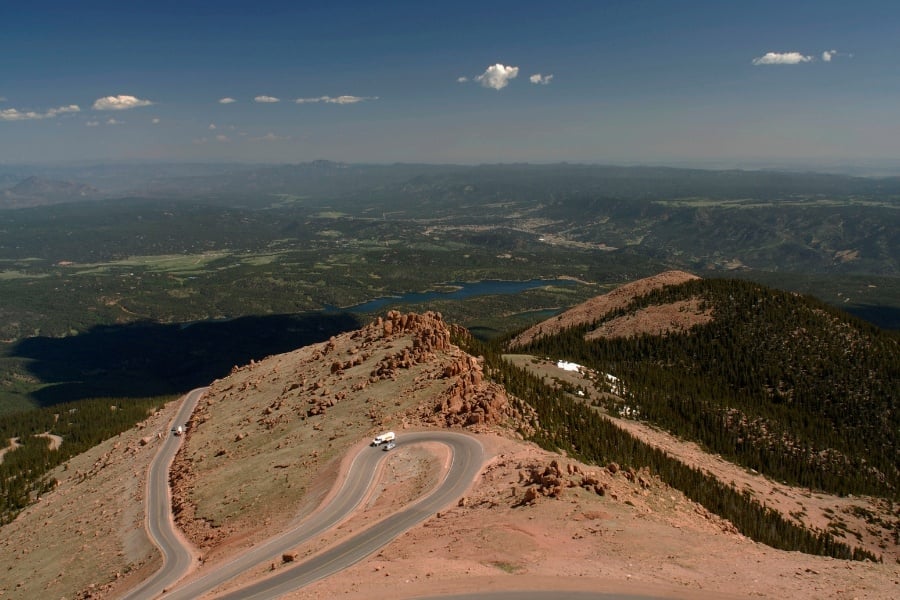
[
  {"x1": 121, "y1": 387, "x2": 484, "y2": 600},
  {"x1": 120, "y1": 387, "x2": 205, "y2": 600},
  {"x1": 210, "y1": 432, "x2": 483, "y2": 600}
]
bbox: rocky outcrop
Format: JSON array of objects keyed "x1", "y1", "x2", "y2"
[
  {"x1": 434, "y1": 356, "x2": 511, "y2": 428},
  {"x1": 368, "y1": 311, "x2": 451, "y2": 382},
  {"x1": 513, "y1": 459, "x2": 614, "y2": 505}
]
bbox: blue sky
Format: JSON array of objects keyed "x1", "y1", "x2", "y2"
[{"x1": 2, "y1": 0, "x2": 899, "y2": 167}]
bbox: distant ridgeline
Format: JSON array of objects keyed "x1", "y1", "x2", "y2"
[{"x1": 508, "y1": 278, "x2": 899, "y2": 500}]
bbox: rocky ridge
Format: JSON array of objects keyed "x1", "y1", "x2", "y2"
[
  {"x1": 169, "y1": 310, "x2": 519, "y2": 556},
  {"x1": 508, "y1": 270, "x2": 703, "y2": 348}
]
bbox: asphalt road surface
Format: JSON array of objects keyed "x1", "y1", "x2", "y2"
[
  {"x1": 413, "y1": 593, "x2": 669, "y2": 600},
  {"x1": 119, "y1": 387, "x2": 206, "y2": 600},
  {"x1": 154, "y1": 431, "x2": 483, "y2": 600}
]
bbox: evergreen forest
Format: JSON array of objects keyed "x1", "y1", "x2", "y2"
[
  {"x1": 0, "y1": 395, "x2": 172, "y2": 524},
  {"x1": 510, "y1": 278, "x2": 899, "y2": 499}
]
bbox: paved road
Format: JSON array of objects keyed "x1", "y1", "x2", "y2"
[
  {"x1": 412, "y1": 593, "x2": 667, "y2": 600},
  {"x1": 120, "y1": 387, "x2": 206, "y2": 600},
  {"x1": 157, "y1": 431, "x2": 483, "y2": 600}
]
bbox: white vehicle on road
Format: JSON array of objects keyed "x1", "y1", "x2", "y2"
[
  {"x1": 371, "y1": 431, "x2": 395, "y2": 446},
  {"x1": 382, "y1": 441, "x2": 396, "y2": 451}
]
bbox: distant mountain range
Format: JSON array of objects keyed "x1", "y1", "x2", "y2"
[
  {"x1": 2, "y1": 161, "x2": 900, "y2": 208},
  {"x1": 0, "y1": 176, "x2": 101, "y2": 209}
]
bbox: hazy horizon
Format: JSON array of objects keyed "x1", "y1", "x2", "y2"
[{"x1": 3, "y1": 1, "x2": 900, "y2": 168}]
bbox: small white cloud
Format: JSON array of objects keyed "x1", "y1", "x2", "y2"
[
  {"x1": 0, "y1": 96, "x2": 7, "y2": 102},
  {"x1": 475, "y1": 63, "x2": 519, "y2": 90},
  {"x1": 92, "y1": 95, "x2": 153, "y2": 110},
  {"x1": 45, "y1": 105, "x2": 80, "y2": 117},
  {"x1": 208, "y1": 123, "x2": 217, "y2": 130},
  {"x1": 529, "y1": 73, "x2": 554, "y2": 85},
  {"x1": 457, "y1": 76, "x2": 469, "y2": 83},
  {"x1": 253, "y1": 132, "x2": 291, "y2": 142},
  {"x1": 254, "y1": 95, "x2": 280, "y2": 103},
  {"x1": 218, "y1": 97, "x2": 237, "y2": 104},
  {"x1": 0, "y1": 108, "x2": 38, "y2": 121},
  {"x1": 215, "y1": 134, "x2": 229, "y2": 143},
  {"x1": 192, "y1": 137, "x2": 207, "y2": 145},
  {"x1": 752, "y1": 52, "x2": 813, "y2": 66},
  {"x1": 0, "y1": 104, "x2": 80, "y2": 121},
  {"x1": 151, "y1": 117, "x2": 161, "y2": 124},
  {"x1": 821, "y1": 49, "x2": 848, "y2": 62},
  {"x1": 106, "y1": 118, "x2": 123, "y2": 125},
  {"x1": 85, "y1": 120, "x2": 100, "y2": 127},
  {"x1": 330, "y1": 95, "x2": 376, "y2": 104},
  {"x1": 294, "y1": 95, "x2": 377, "y2": 104}
]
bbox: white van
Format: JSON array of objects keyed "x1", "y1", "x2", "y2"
[{"x1": 371, "y1": 431, "x2": 395, "y2": 446}]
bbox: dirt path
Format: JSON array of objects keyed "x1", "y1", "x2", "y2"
[
  {"x1": 0, "y1": 436, "x2": 22, "y2": 464},
  {"x1": 36, "y1": 432, "x2": 64, "y2": 451}
]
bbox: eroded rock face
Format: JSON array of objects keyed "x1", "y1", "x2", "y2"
[
  {"x1": 368, "y1": 311, "x2": 452, "y2": 382},
  {"x1": 435, "y1": 358, "x2": 510, "y2": 428},
  {"x1": 364, "y1": 311, "x2": 514, "y2": 429}
]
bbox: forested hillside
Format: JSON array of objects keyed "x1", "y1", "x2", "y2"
[
  {"x1": 456, "y1": 332, "x2": 882, "y2": 562},
  {"x1": 511, "y1": 278, "x2": 900, "y2": 499},
  {"x1": 0, "y1": 395, "x2": 171, "y2": 524}
]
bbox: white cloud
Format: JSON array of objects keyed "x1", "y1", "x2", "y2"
[
  {"x1": 821, "y1": 49, "x2": 848, "y2": 62},
  {"x1": 45, "y1": 105, "x2": 80, "y2": 118},
  {"x1": 254, "y1": 95, "x2": 280, "y2": 103},
  {"x1": 86, "y1": 120, "x2": 100, "y2": 127},
  {"x1": 218, "y1": 97, "x2": 237, "y2": 104},
  {"x1": 475, "y1": 63, "x2": 519, "y2": 90},
  {"x1": 0, "y1": 96, "x2": 6, "y2": 102},
  {"x1": 215, "y1": 134, "x2": 229, "y2": 143},
  {"x1": 106, "y1": 118, "x2": 123, "y2": 125},
  {"x1": 457, "y1": 76, "x2": 469, "y2": 83},
  {"x1": 0, "y1": 104, "x2": 80, "y2": 121},
  {"x1": 253, "y1": 132, "x2": 291, "y2": 142},
  {"x1": 294, "y1": 95, "x2": 377, "y2": 104},
  {"x1": 208, "y1": 123, "x2": 217, "y2": 130},
  {"x1": 529, "y1": 73, "x2": 554, "y2": 85},
  {"x1": 151, "y1": 117, "x2": 161, "y2": 124},
  {"x1": 92, "y1": 95, "x2": 153, "y2": 110},
  {"x1": 752, "y1": 52, "x2": 813, "y2": 66},
  {"x1": 0, "y1": 108, "x2": 40, "y2": 121}
]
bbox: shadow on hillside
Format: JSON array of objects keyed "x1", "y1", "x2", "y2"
[{"x1": 12, "y1": 312, "x2": 363, "y2": 407}]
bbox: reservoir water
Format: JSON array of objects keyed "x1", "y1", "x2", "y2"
[{"x1": 328, "y1": 279, "x2": 575, "y2": 313}]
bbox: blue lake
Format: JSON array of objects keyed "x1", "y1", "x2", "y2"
[{"x1": 327, "y1": 279, "x2": 575, "y2": 313}]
